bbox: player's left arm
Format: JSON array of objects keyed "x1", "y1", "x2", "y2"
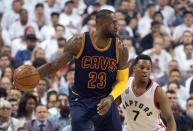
[
  {"x1": 155, "y1": 87, "x2": 176, "y2": 131},
  {"x1": 97, "y1": 41, "x2": 129, "y2": 116}
]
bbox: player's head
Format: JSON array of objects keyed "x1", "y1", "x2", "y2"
[
  {"x1": 133, "y1": 55, "x2": 152, "y2": 82},
  {"x1": 96, "y1": 9, "x2": 117, "y2": 37}
]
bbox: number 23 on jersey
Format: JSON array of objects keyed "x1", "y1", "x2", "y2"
[{"x1": 88, "y1": 72, "x2": 106, "y2": 89}]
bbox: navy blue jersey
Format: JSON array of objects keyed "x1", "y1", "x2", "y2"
[{"x1": 73, "y1": 32, "x2": 119, "y2": 97}]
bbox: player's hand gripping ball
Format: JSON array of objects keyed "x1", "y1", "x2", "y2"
[{"x1": 13, "y1": 65, "x2": 40, "y2": 91}]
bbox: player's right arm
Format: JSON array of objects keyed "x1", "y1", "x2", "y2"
[
  {"x1": 38, "y1": 35, "x2": 82, "y2": 78},
  {"x1": 155, "y1": 87, "x2": 176, "y2": 131}
]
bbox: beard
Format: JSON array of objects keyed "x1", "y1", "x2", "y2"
[{"x1": 27, "y1": 45, "x2": 35, "y2": 51}]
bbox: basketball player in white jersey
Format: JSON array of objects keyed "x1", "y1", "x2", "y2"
[{"x1": 121, "y1": 55, "x2": 176, "y2": 131}]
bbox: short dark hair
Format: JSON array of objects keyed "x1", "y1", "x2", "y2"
[
  {"x1": 47, "y1": 90, "x2": 58, "y2": 102},
  {"x1": 151, "y1": 21, "x2": 161, "y2": 27},
  {"x1": 35, "y1": 3, "x2": 44, "y2": 9},
  {"x1": 96, "y1": 9, "x2": 113, "y2": 24},
  {"x1": 187, "y1": 96, "x2": 193, "y2": 103},
  {"x1": 166, "y1": 89, "x2": 176, "y2": 94},
  {"x1": 167, "y1": 81, "x2": 180, "y2": 89},
  {"x1": 153, "y1": 11, "x2": 164, "y2": 20},
  {"x1": 51, "y1": 12, "x2": 59, "y2": 17},
  {"x1": 133, "y1": 55, "x2": 152, "y2": 66},
  {"x1": 183, "y1": 10, "x2": 193, "y2": 17},
  {"x1": 169, "y1": 68, "x2": 180, "y2": 76},
  {"x1": 54, "y1": 24, "x2": 65, "y2": 30}
]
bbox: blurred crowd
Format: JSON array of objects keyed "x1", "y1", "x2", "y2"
[{"x1": 0, "y1": 0, "x2": 192, "y2": 131}]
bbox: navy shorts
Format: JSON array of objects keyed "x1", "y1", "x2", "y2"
[{"x1": 69, "y1": 95, "x2": 122, "y2": 131}]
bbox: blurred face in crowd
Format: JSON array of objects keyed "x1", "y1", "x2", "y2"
[
  {"x1": 1, "y1": 46, "x2": 11, "y2": 58},
  {"x1": 187, "y1": 99, "x2": 193, "y2": 113},
  {"x1": 9, "y1": 89, "x2": 22, "y2": 102},
  {"x1": 3, "y1": 67, "x2": 13, "y2": 80},
  {"x1": 47, "y1": 94, "x2": 57, "y2": 109},
  {"x1": 1, "y1": 77, "x2": 12, "y2": 93},
  {"x1": 168, "y1": 82, "x2": 179, "y2": 93},
  {"x1": 33, "y1": 47, "x2": 46, "y2": 60},
  {"x1": 58, "y1": 94, "x2": 69, "y2": 108},
  {"x1": 20, "y1": 9, "x2": 28, "y2": 25},
  {"x1": 184, "y1": 13, "x2": 193, "y2": 27},
  {"x1": 64, "y1": 2, "x2": 74, "y2": 15},
  {"x1": 87, "y1": 19, "x2": 96, "y2": 32},
  {"x1": 182, "y1": 31, "x2": 193, "y2": 44},
  {"x1": 147, "y1": 5, "x2": 156, "y2": 17},
  {"x1": 26, "y1": 98, "x2": 36, "y2": 113},
  {"x1": 12, "y1": 1, "x2": 22, "y2": 13},
  {"x1": 151, "y1": 24, "x2": 161, "y2": 34},
  {"x1": 123, "y1": 38, "x2": 132, "y2": 50},
  {"x1": 169, "y1": 71, "x2": 180, "y2": 82},
  {"x1": 9, "y1": 99, "x2": 18, "y2": 115},
  {"x1": 117, "y1": 19, "x2": 127, "y2": 32},
  {"x1": 167, "y1": 60, "x2": 179, "y2": 72},
  {"x1": 166, "y1": 92, "x2": 178, "y2": 107},
  {"x1": 128, "y1": 0, "x2": 136, "y2": 11},
  {"x1": 184, "y1": 44, "x2": 193, "y2": 59},
  {"x1": 66, "y1": 70, "x2": 75, "y2": 87},
  {"x1": 153, "y1": 13, "x2": 163, "y2": 24},
  {"x1": 26, "y1": 40, "x2": 37, "y2": 51},
  {"x1": 119, "y1": 0, "x2": 129, "y2": 12},
  {"x1": 51, "y1": 14, "x2": 59, "y2": 26},
  {"x1": 35, "y1": 105, "x2": 48, "y2": 121},
  {"x1": 115, "y1": 11, "x2": 125, "y2": 21},
  {"x1": 55, "y1": 25, "x2": 65, "y2": 38},
  {"x1": 0, "y1": 55, "x2": 11, "y2": 70},
  {"x1": 153, "y1": 37, "x2": 164, "y2": 54},
  {"x1": 36, "y1": 79, "x2": 47, "y2": 96},
  {"x1": 0, "y1": 105, "x2": 11, "y2": 122},
  {"x1": 25, "y1": 26, "x2": 35, "y2": 35},
  {"x1": 35, "y1": 5, "x2": 44, "y2": 17}
]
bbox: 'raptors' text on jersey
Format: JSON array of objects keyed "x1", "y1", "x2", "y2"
[
  {"x1": 73, "y1": 32, "x2": 119, "y2": 97},
  {"x1": 121, "y1": 77, "x2": 166, "y2": 131}
]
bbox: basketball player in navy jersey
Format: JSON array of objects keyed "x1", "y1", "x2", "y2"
[
  {"x1": 120, "y1": 55, "x2": 176, "y2": 131},
  {"x1": 38, "y1": 9, "x2": 129, "y2": 131}
]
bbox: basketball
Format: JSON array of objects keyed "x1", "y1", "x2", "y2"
[{"x1": 13, "y1": 65, "x2": 40, "y2": 91}]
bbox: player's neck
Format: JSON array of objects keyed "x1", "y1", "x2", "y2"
[
  {"x1": 134, "y1": 79, "x2": 150, "y2": 89},
  {"x1": 92, "y1": 31, "x2": 111, "y2": 48}
]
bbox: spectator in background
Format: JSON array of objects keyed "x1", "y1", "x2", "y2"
[
  {"x1": 172, "y1": 11, "x2": 193, "y2": 42},
  {"x1": 175, "y1": 96, "x2": 193, "y2": 131},
  {"x1": 0, "y1": 76, "x2": 12, "y2": 95},
  {"x1": 49, "y1": 93, "x2": 70, "y2": 131},
  {"x1": 40, "y1": 12, "x2": 60, "y2": 41},
  {"x1": 8, "y1": 98, "x2": 18, "y2": 117},
  {"x1": 122, "y1": 37, "x2": 136, "y2": 60},
  {"x1": 35, "y1": 78, "x2": 50, "y2": 105},
  {"x1": 26, "y1": 104, "x2": 59, "y2": 131},
  {"x1": 8, "y1": 89, "x2": 22, "y2": 103},
  {"x1": 11, "y1": 26, "x2": 36, "y2": 58},
  {"x1": 0, "y1": 54, "x2": 12, "y2": 74},
  {"x1": 2, "y1": 67, "x2": 13, "y2": 81},
  {"x1": 47, "y1": 90, "x2": 58, "y2": 115},
  {"x1": 143, "y1": 36, "x2": 172, "y2": 80},
  {"x1": 140, "y1": 21, "x2": 163, "y2": 53},
  {"x1": 1, "y1": 0, "x2": 22, "y2": 30},
  {"x1": 9, "y1": 8, "x2": 39, "y2": 40},
  {"x1": 39, "y1": 24, "x2": 65, "y2": 61},
  {"x1": 17, "y1": 93, "x2": 38, "y2": 127},
  {"x1": 117, "y1": 19, "x2": 130, "y2": 38},
  {"x1": 59, "y1": 1, "x2": 82, "y2": 39},
  {"x1": 14, "y1": 33, "x2": 38, "y2": 67},
  {"x1": 157, "y1": 59, "x2": 179, "y2": 86},
  {"x1": 32, "y1": 3, "x2": 47, "y2": 30},
  {"x1": 0, "y1": 99, "x2": 21, "y2": 131},
  {"x1": 174, "y1": 31, "x2": 193, "y2": 60},
  {"x1": 31, "y1": 47, "x2": 47, "y2": 64},
  {"x1": 138, "y1": 2, "x2": 156, "y2": 37}
]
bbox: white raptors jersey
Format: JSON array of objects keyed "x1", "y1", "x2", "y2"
[{"x1": 121, "y1": 77, "x2": 166, "y2": 131}]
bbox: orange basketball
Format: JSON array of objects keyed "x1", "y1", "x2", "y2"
[{"x1": 13, "y1": 65, "x2": 40, "y2": 91}]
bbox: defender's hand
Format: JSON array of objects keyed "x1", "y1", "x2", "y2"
[{"x1": 97, "y1": 95, "x2": 114, "y2": 116}]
